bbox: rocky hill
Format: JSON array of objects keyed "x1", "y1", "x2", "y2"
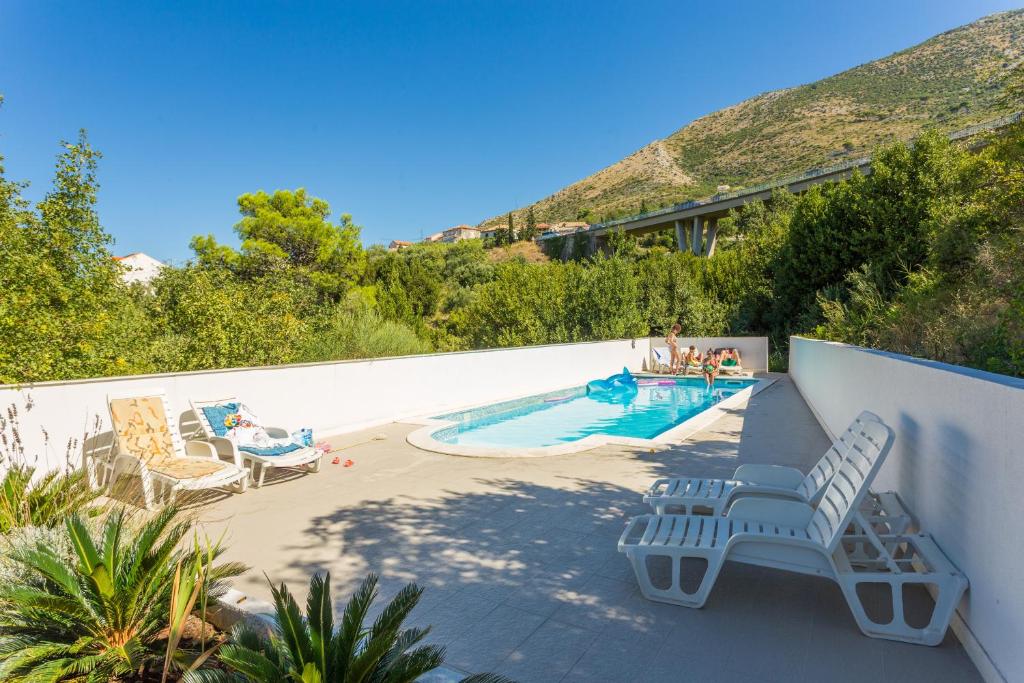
[{"x1": 480, "y1": 9, "x2": 1024, "y2": 228}]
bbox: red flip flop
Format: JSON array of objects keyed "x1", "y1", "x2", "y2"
[
  {"x1": 343, "y1": 459, "x2": 354, "y2": 467},
  {"x1": 331, "y1": 456, "x2": 341, "y2": 465}
]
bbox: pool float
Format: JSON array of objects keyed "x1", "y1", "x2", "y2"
[{"x1": 586, "y1": 367, "x2": 637, "y2": 393}]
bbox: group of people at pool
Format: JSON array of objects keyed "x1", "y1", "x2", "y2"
[{"x1": 665, "y1": 324, "x2": 742, "y2": 385}]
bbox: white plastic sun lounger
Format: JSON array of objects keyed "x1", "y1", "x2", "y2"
[
  {"x1": 190, "y1": 397, "x2": 324, "y2": 488},
  {"x1": 644, "y1": 411, "x2": 876, "y2": 516},
  {"x1": 99, "y1": 389, "x2": 249, "y2": 509},
  {"x1": 620, "y1": 416, "x2": 968, "y2": 646},
  {"x1": 652, "y1": 347, "x2": 672, "y2": 373}
]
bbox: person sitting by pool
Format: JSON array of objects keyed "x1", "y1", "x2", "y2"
[
  {"x1": 702, "y1": 348, "x2": 720, "y2": 385},
  {"x1": 683, "y1": 346, "x2": 702, "y2": 374},
  {"x1": 665, "y1": 323, "x2": 682, "y2": 374},
  {"x1": 720, "y1": 348, "x2": 742, "y2": 374}
]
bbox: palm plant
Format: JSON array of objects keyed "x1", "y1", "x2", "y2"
[
  {"x1": 0, "y1": 506, "x2": 245, "y2": 681},
  {"x1": 0, "y1": 464, "x2": 100, "y2": 534},
  {"x1": 186, "y1": 572, "x2": 510, "y2": 683}
]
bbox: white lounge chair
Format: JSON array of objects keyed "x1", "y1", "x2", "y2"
[
  {"x1": 717, "y1": 362, "x2": 745, "y2": 376},
  {"x1": 620, "y1": 416, "x2": 968, "y2": 646},
  {"x1": 651, "y1": 347, "x2": 672, "y2": 374},
  {"x1": 644, "y1": 411, "x2": 876, "y2": 515},
  {"x1": 99, "y1": 389, "x2": 249, "y2": 509},
  {"x1": 190, "y1": 397, "x2": 324, "y2": 488}
]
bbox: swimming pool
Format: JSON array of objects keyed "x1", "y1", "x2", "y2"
[{"x1": 409, "y1": 376, "x2": 763, "y2": 455}]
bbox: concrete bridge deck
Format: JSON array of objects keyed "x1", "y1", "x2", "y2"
[{"x1": 545, "y1": 111, "x2": 1021, "y2": 257}]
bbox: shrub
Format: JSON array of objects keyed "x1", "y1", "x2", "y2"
[
  {"x1": 0, "y1": 507, "x2": 245, "y2": 681},
  {"x1": 188, "y1": 572, "x2": 508, "y2": 683},
  {"x1": 298, "y1": 302, "x2": 430, "y2": 362}
]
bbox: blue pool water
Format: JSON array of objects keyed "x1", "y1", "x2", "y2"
[{"x1": 431, "y1": 377, "x2": 757, "y2": 449}]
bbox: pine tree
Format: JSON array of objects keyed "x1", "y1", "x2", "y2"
[
  {"x1": 523, "y1": 207, "x2": 538, "y2": 241},
  {"x1": 506, "y1": 211, "x2": 516, "y2": 243}
]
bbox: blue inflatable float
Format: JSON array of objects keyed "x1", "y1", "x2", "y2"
[{"x1": 586, "y1": 367, "x2": 637, "y2": 394}]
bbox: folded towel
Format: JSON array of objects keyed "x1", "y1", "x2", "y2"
[{"x1": 239, "y1": 442, "x2": 304, "y2": 457}]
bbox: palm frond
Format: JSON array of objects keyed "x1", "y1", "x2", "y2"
[
  {"x1": 270, "y1": 577, "x2": 315, "y2": 672},
  {"x1": 381, "y1": 644, "x2": 446, "y2": 682},
  {"x1": 182, "y1": 668, "x2": 247, "y2": 683},
  {"x1": 306, "y1": 572, "x2": 334, "y2": 680},
  {"x1": 346, "y1": 583, "x2": 424, "y2": 683},
  {"x1": 216, "y1": 642, "x2": 288, "y2": 682},
  {"x1": 0, "y1": 502, "x2": 244, "y2": 682},
  {"x1": 458, "y1": 674, "x2": 519, "y2": 683},
  {"x1": 332, "y1": 573, "x2": 378, "y2": 675}
]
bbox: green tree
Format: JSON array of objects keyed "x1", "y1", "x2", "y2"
[
  {"x1": 563, "y1": 256, "x2": 646, "y2": 341},
  {"x1": 453, "y1": 260, "x2": 568, "y2": 347},
  {"x1": 522, "y1": 207, "x2": 538, "y2": 241},
  {"x1": 770, "y1": 131, "x2": 965, "y2": 339},
  {"x1": 0, "y1": 129, "x2": 150, "y2": 383},
  {"x1": 145, "y1": 266, "x2": 315, "y2": 371},
  {"x1": 192, "y1": 189, "x2": 365, "y2": 300}
]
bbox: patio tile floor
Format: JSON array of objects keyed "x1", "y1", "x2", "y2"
[{"x1": 198, "y1": 375, "x2": 980, "y2": 682}]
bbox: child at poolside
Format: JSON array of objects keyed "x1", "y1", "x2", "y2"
[
  {"x1": 703, "y1": 348, "x2": 719, "y2": 386},
  {"x1": 665, "y1": 324, "x2": 682, "y2": 374},
  {"x1": 684, "y1": 346, "x2": 701, "y2": 373}
]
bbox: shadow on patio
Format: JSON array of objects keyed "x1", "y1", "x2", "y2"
[{"x1": 204, "y1": 377, "x2": 979, "y2": 682}]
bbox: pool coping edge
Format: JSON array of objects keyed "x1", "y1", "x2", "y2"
[{"x1": 404, "y1": 375, "x2": 776, "y2": 458}]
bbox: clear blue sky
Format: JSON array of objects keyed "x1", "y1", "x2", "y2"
[{"x1": 1, "y1": 1, "x2": 1020, "y2": 262}]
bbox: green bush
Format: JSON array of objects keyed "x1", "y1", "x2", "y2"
[
  {"x1": 0, "y1": 507, "x2": 244, "y2": 681},
  {"x1": 188, "y1": 572, "x2": 508, "y2": 683},
  {"x1": 298, "y1": 300, "x2": 430, "y2": 362}
]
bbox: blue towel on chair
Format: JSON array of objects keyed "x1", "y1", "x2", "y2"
[
  {"x1": 238, "y1": 442, "x2": 304, "y2": 457},
  {"x1": 201, "y1": 403, "x2": 239, "y2": 437}
]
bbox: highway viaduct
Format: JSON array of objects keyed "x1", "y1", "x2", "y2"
[{"x1": 547, "y1": 111, "x2": 1021, "y2": 257}]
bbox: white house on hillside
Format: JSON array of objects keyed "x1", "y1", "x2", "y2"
[{"x1": 114, "y1": 252, "x2": 164, "y2": 285}]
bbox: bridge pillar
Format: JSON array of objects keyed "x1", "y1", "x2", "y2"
[
  {"x1": 703, "y1": 218, "x2": 718, "y2": 257},
  {"x1": 674, "y1": 220, "x2": 689, "y2": 253},
  {"x1": 691, "y1": 216, "x2": 703, "y2": 256}
]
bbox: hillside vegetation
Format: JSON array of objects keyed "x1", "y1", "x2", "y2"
[
  {"x1": 2, "y1": 12, "x2": 1023, "y2": 384},
  {"x1": 481, "y1": 9, "x2": 1024, "y2": 227}
]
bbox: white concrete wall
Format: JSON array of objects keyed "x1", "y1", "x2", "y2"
[
  {"x1": 0, "y1": 339, "x2": 651, "y2": 476},
  {"x1": 789, "y1": 336, "x2": 1024, "y2": 683},
  {"x1": 648, "y1": 336, "x2": 769, "y2": 372}
]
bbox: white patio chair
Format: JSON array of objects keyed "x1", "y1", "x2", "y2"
[
  {"x1": 644, "y1": 410, "x2": 876, "y2": 516},
  {"x1": 651, "y1": 347, "x2": 672, "y2": 373},
  {"x1": 717, "y1": 362, "x2": 745, "y2": 376},
  {"x1": 98, "y1": 389, "x2": 249, "y2": 509},
  {"x1": 189, "y1": 396, "x2": 324, "y2": 488},
  {"x1": 620, "y1": 416, "x2": 968, "y2": 646}
]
